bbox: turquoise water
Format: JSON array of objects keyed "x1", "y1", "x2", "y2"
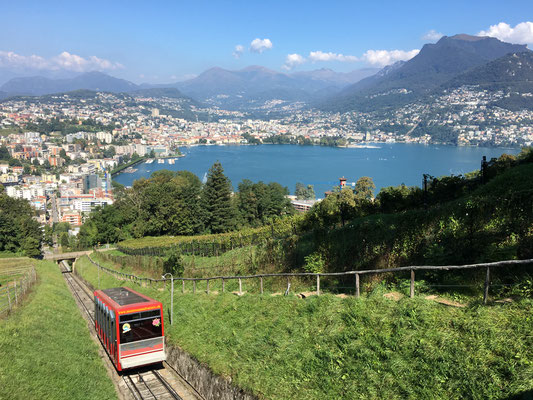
[{"x1": 114, "y1": 144, "x2": 519, "y2": 196}]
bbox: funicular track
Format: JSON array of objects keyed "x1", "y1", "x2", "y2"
[{"x1": 59, "y1": 261, "x2": 190, "y2": 400}]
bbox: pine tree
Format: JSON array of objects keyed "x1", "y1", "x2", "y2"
[{"x1": 202, "y1": 161, "x2": 236, "y2": 233}]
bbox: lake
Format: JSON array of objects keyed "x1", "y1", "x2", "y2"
[{"x1": 114, "y1": 144, "x2": 520, "y2": 196}]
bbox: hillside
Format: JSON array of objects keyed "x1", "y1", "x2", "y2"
[
  {"x1": 71, "y1": 151, "x2": 533, "y2": 399},
  {"x1": 0, "y1": 259, "x2": 117, "y2": 399},
  {"x1": 323, "y1": 34, "x2": 531, "y2": 112},
  {"x1": 75, "y1": 251, "x2": 533, "y2": 400},
  {"x1": 115, "y1": 151, "x2": 533, "y2": 274},
  {"x1": 440, "y1": 51, "x2": 533, "y2": 100}
]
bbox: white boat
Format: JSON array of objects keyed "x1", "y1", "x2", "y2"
[{"x1": 158, "y1": 159, "x2": 164, "y2": 164}]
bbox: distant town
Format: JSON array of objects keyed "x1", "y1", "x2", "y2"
[{"x1": 1, "y1": 84, "x2": 532, "y2": 234}]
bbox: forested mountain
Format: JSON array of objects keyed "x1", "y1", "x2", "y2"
[
  {"x1": 322, "y1": 34, "x2": 531, "y2": 112},
  {"x1": 0, "y1": 67, "x2": 378, "y2": 109},
  {"x1": 442, "y1": 51, "x2": 533, "y2": 92},
  {"x1": 0, "y1": 71, "x2": 139, "y2": 96}
]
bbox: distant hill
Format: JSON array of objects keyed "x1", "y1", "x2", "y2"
[
  {"x1": 131, "y1": 87, "x2": 192, "y2": 100},
  {"x1": 323, "y1": 34, "x2": 531, "y2": 112},
  {"x1": 442, "y1": 51, "x2": 533, "y2": 92},
  {"x1": 171, "y1": 66, "x2": 378, "y2": 109},
  {"x1": 0, "y1": 67, "x2": 378, "y2": 110},
  {"x1": 0, "y1": 71, "x2": 139, "y2": 96}
]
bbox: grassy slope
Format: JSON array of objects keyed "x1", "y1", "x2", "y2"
[
  {"x1": 0, "y1": 260, "x2": 117, "y2": 400},
  {"x1": 76, "y1": 255, "x2": 533, "y2": 400}
]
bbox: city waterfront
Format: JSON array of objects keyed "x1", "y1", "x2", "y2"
[{"x1": 114, "y1": 144, "x2": 520, "y2": 195}]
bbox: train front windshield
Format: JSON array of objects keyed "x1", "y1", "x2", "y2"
[{"x1": 119, "y1": 309, "x2": 162, "y2": 344}]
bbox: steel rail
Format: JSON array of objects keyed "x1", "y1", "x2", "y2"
[
  {"x1": 125, "y1": 374, "x2": 144, "y2": 400},
  {"x1": 152, "y1": 370, "x2": 183, "y2": 400}
]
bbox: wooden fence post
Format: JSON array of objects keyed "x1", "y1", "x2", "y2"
[
  {"x1": 7, "y1": 288, "x2": 11, "y2": 311},
  {"x1": 316, "y1": 274, "x2": 320, "y2": 296},
  {"x1": 206, "y1": 279, "x2": 210, "y2": 294},
  {"x1": 260, "y1": 276, "x2": 263, "y2": 295},
  {"x1": 239, "y1": 278, "x2": 242, "y2": 295},
  {"x1": 14, "y1": 281, "x2": 17, "y2": 305},
  {"x1": 410, "y1": 269, "x2": 415, "y2": 298},
  {"x1": 286, "y1": 276, "x2": 290, "y2": 295},
  {"x1": 193, "y1": 280, "x2": 196, "y2": 294},
  {"x1": 355, "y1": 273, "x2": 360, "y2": 298},
  {"x1": 222, "y1": 278, "x2": 225, "y2": 293},
  {"x1": 483, "y1": 267, "x2": 490, "y2": 305},
  {"x1": 182, "y1": 280, "x2": 185, "y2": 294}
]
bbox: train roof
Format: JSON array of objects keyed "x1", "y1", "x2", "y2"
[{"x1": 95, "y1": 287, "x2": 160, "y2": 309}]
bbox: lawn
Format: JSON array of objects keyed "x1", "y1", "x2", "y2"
[
  {"x1": 0, "y1": 260, "x2": 118, "y2": 400},
  {"x1": 75, "y1": 255, "x2": 533, "y2": 400}
]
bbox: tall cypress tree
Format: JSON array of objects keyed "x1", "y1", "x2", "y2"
[{"x1": 202, "y1": 161, "x2": 236, "y2": 233}]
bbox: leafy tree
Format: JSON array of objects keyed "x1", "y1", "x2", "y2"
[
  {"x1": 0, "y1": 146, "x2": 10, "y2": 161},
  {"x1": 103, "y1": 146, "x2": 116, "y2": 158},
  {"x1": 60, "y1": 232, "x2": 70, "y2": 249},
  {"x1": 163, "y1": 249, "x2": 184, "y2": 276},
  {"x1": 355, "y1": 176, "x2": 375, "y2": 201},
  {"x1": 202, "y1": 162, "x2": 236, "y2": 233},
  {"x1": 237, "y1": 180, "x2": 293, "y2": 227},
  {"x1": 295, "y1": 183, "x2": 316, "y2": 200},
  {"x1": 303, "y1": 252, "x2": 325, "y2": 273},
  {"x1": 338, "y1": 188, "x2": 357, "y2": 226},
  {"x1": 0, "y1": 193, "x2": 42, "y2": 256}
]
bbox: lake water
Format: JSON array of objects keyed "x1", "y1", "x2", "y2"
[{"x1": 114, "y1": 144, "x2": 519, "y2": 196}]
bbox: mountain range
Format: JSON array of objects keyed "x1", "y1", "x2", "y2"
[
  {"x1": 1, "y1": 34, "x2": 533, "y2": 112},
  {"x1": 322, "y1": 34, "x2": 531, "y2": 111},
  {"x1": 0, "y1": 67, "x2": 379, "y2": 108}
]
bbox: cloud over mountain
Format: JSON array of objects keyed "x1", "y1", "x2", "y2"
[
  {"x1": 283, "y1": 53, "x2": 306, "y2": 70},
  {"x1": 250, "y1": 38, "x2": 273, "y2": 53},
  {"x1": 478, "y1": 22, "x2": 533, "y2": 45},
  {"x1": 308, "y1": 51, "x2": 358, "y2": 62},
  {"x1": 0, "y1": 50, "x2": 123, "y2": 72},
  {"x1": 422, "y1": 30, "x2": 444, "y2": 41},
  {"x1": 233, "y1": 45, "x2": 244, "y2": 59},
  {"x1": 362, "y1": 49, "x2": 420, "y2": 67}
]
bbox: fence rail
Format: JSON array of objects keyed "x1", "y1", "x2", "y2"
[
  {"x1": 0, "y1": 267, "x2": 37, "y2": 317},
  {"x1": 85, "y1": 254, "x2": 533, "y2": 303}
]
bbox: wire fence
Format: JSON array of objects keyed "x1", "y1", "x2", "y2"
[
  {"x1": 0, "y1": 267, "x2": 37, "y2": 317},
  {"x1": 84, "y1": 254, "x2": 533, "y2": 304}
]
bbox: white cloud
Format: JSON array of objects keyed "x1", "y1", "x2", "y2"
[
  {"x1": 422, "y1": 29, "x2": 444, "y2": 41},
  {"x1": 362, "y1": 49, "x2": 419, "y2": 67},
  {"x1": 232, "y1": 44, "x2": 244, "y2": 59},
  {"x1": 282, "y1": 53, "x2": 306, "y2": 70},
  {"x1": 0, "y1": 50, "x2": 123, "y2": 72},
  {"x1": 250, "y1": 38, "x2": 273, "y2": 53},
  {"x1": 308, "y1": 51, "x2": 358, "y2": 62},
  {"x1": 478, "y1": 21, "x2": 533, "y2": 44}
]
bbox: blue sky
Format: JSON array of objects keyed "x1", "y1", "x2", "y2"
[{"x1": 1, "y1": 0, "x2": 533, "y2": 83}]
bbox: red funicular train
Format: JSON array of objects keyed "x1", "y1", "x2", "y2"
[{"x1": 94, "y1": 287, "x2": 166, "y2": 371}]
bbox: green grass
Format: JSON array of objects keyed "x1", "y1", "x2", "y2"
[
  {"x1": 0, "y1": 260, "x2": 118, "y2": 400},
  {"x1": 90, "y1": 249, "x2": 319, "y2": 294},
  {"x1": 75, "y1": 255, "x2": 533, "y2": 400},
  {"x1": 0, "y1": 257, "x2": 34, "y2": 286}
]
